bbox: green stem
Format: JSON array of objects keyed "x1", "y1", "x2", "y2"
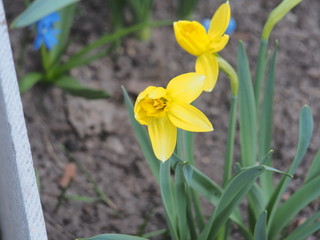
[
  {"x1": 222, "y1": 96, "x2": 238, "y2": 188},
  {"x1": 217, "y1": 56, "x2": 239, "y2": 97},
  {"x1": 216, "y1": 56, "x2": 238, "y2": 187}
]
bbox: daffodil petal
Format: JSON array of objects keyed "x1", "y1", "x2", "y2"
[
  {"x1": 195, "y1": 53, "x2": 219, "y2": 92},
  {"x1": 166, "y1": 73, "x2": 205, "y2": 103},
  {"x1": 168, "y1": 102, "x2": 213, "y2": 132},
  {"x1": 174, "y1": 21, "x2": 210, "y2": 56},
  {"x1": 134, "y1": 86, "x2": 158, "y2": 125},
  {"x1": 209, "y1": 34, "x2": 229, "y2": 53},
  {"x1": 148, "y1": 116, "x2": 177, "y2": 162},
  {"x1": 208, "y1": 2, "x2": 231, "y2": 39}
]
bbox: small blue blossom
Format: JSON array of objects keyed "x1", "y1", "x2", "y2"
[
  {"x1": 33, "y1": 12, "x2": 61, "y2": 50},
  {"x1": 226, "y1": 18, "x2": 236, "y2": 35},
  {"x1": 201, "y1": 18, "x2": 211, "y2": 32},
  {"x1": 201, "y1": 17, "x2": 236, "y2": 36}
]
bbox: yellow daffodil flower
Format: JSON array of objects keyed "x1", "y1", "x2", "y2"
[
  {"x1": 174, "y1": 2, "x2": 231, "y2": 92},
  {"x1": 134, "y1": 73, "x2": 213, "y2": 162}
]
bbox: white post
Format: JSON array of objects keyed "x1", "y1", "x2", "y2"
[{"x1": 0, "y1": 1, "x2": 48, "y2": 239}]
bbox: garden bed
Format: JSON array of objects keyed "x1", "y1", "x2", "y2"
[{"x1": 3, "y1": 0, "x2": 320, "y2": 239}]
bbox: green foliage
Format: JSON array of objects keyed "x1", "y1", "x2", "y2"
[
  {"x1": 11, "y1": 0, "x2": 79, "y2": 28},
  {"x1": 19, "y1": 72, "x2": 43, "y2": 93},
  {"x1": 238, "y1": 42, "x2": 257, "y2": 167},
  {"x1": 76, "y1": 234, "x2": 148, "y2": 240},
  {"x1": 176, "y1": 0, "x2": 199, "y2": 19},
  {"x1": 14, "y1": 1, "x2": 171, "y2": 98}
]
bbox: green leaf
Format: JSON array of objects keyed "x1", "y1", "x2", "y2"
[
  {"x1": 263, "y1": 165, "x2": 293, "y2": 178},
  {"x1": 269, "y1": 174, "x2": 320, "y2": 239},
  {"x1": 175, "y1": 164, "x2": 190, "y2": 240},
  {"x1": 180, "y1": 130, "x2": 195, "y2": 164},
  {"x1": 199, "y1": 165, "x2": 266, "y2": 240},
  {"x1": 305, "y1": 148, "x2": 320, "y2": 183},
  {"x1": 19, "y1": 72, "x2": 43, "y2": 93},
  {"x1": 76, "y1": 234, "x2": 148, "y2": 240},
  {"x1": 64, "y1": 195, "x2": 99, "y2": 203},
  {"x1": 237, "y1": 41, "x2": 257, "y2": 167},
  {"x1": 284, "y1": 211, "x2": 320, "y2": 240},
  {"x1": 254, "y1": 211, "x2": 267, "y2": 240},
  {"x1": 266, "y1": 105, "x2": 313, "y2": 234},
  {"x1": 247, "y1": 184, "x2": 266, "y2": 225},
  {"x1": 142, "y1": 229, "x2": 167, "y2": 238},
  {"x1": 160, "y1": 160, "x2": 179, "y2": 240},
  {"x1": 259, "y1": 44, "x2": 278, "y2": 198},
  {"x1": 121, "y1": 86, "x2": 160, "y2": 182},
  {"x1": 49, "y1": 4, "x2": 77, "y2": 66},
  {"x1": 11, "y1": 0, "x2": 79, "y2": 28},
  {"x1": 253, "y1": 39, "x2": 268, "y2": 110},
  {"x1": 171, "y1": 154, "x2": 249, "y2": 237},
  {"x1": 54, "y1": 76, "x2": 110, "y2": 99},
  {"x1": 182, "y1": 163, "x2": 193, "y2": 185}
]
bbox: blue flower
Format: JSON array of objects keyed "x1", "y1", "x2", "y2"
[
  {"x1": 226, "y1": 17, "x2": 236, "y2": 35},
  {"x1": 33, "y1": 12, "x2": 61, "y2": 50},
  {"x1": 201, "y1": 18, "x2": 211, "y2": 33},
  {"x1": 202, "y1": 17, "x2": 236, "y2": 36}
]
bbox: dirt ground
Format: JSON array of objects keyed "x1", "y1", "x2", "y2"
[{"x1": 3, "y1": 0, "x2": 320, "y2": 239}]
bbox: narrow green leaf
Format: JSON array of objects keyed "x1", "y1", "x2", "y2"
[
  {"x1": 142, "y1": 229, "x2": 167, "y2": 238},
  {"x1": 263, "y1": 166, "x2": 293, "y2": 178},
  {"x1": 11, "y1": 0, "x2": 79, "y2": 28},
  {"x1": 76, "y1": 234, "x2": 148, "y2": 240},
  {"x1": 253, "y1": 39, "x2": 268, "y2": 110},
  {"x1": 285, "y1": 221, "x2": 320, "y2": 240},
  {"x1": 259, "y1": 44, "x2": 278, "y2": 198},
  {"x1": 54, "y1": 76, "x2": 110, "y2": 99},
  {"x1": 19, "y1": 72, "x2": 43, "y2": 93},
  {"x1": 49, "y1": 4, "x2": 77, "y2": 66},
  {"x1": 160, "y1": 160, "x2": 179, "y2": 240},
  {"x1": 172, "y1": 154, "x2": 248, "y2": 236},
  {"x1": 188, "y1": 162, "x2": 222, "y2": 205},
  {"x1": 199, "y1": 166, "x2": 265, "y2": 240},
  {"x1": 258, "y1": 44, "x2": 278, "y2": 161},
  {"x1": 305, "y1": 148, "x2": 320, "y2": 183},
  {"x1": 267, "y1": 105, "x2": 313, "y2": 233},
  {"x1": 64, "y1": 195, "x2": 99, "y2": 203},
  {"x1": 264, "y1": 168, "x2": 290, "y2": 186},
  {"x1": 182, "y1": 163, "x2": 193, "y2": 186},
  {"x1": 238, "y1": 41, "x2": 257, "y2": 167},
  {"x1": 254, "y1": 211, "x2": 267, "y2": 240},
  {"x1": 180, "y1": 130, "x2": 195, "y2": 164},
  {"x1": 248, "y1": 184, "x2": 266, "y2": 224},
  {"x1": 269, "y1": 174, "x2": 320, "y2": 239},
  {"x1": 175, "y1": 164, "x2": 190, "y2": 240},
  {"x1": 284, "y1": 211, "x2": 320, "y2": 240},
  {"x1": 122, "y1": 86, "x2": 160, "y2": 182}
]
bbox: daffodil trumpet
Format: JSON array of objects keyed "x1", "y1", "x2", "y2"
[
  {"x1": 174, "y1": 2, "x2": 231, "y2": 92},
  {"x1": 134, "y1": 73, "x2": 213, "y2": 162}
]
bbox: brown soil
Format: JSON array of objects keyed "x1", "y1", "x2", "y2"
[{"x1": 3, "y1": 0, "x2": 320, "y2": 239}]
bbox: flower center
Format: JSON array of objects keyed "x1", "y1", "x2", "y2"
[{"x1": 141, "y1": 96, "x2": 169, "y2": 118}]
